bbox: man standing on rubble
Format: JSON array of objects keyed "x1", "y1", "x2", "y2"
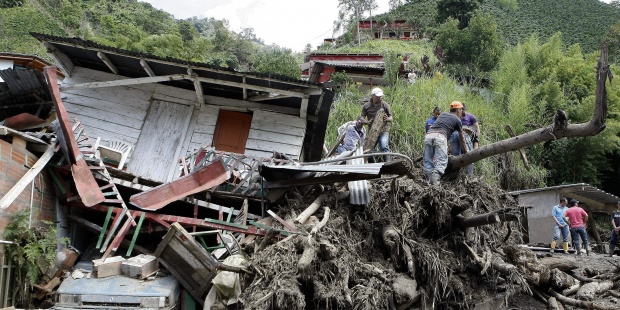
[
  {"x1": 608, "y1": 201, "x2": 620, "y2": 257},
  {"x1": 423, "y1": 101, "x2": 468, "y2": 186},
  {"x1": 564, "y1": 199, "x2": 590, "y2": 256},
  {"x1": 336, "y1": 117, "x2": 367, "y2": 159},
  {"x1": 361, "y1": 87, "x2": 393, "y2": 162},
  {"x1": 549, "y1": 197, "x2": 569, "y2": 254}
]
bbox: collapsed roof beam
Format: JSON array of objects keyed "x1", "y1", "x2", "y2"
[
  {"x1": 300, "y1": 95, "x2": 309, "y2": 119},
  {"x1": 140, "y1": 59, "x2": 156, "y2": 77},
  {"x1": 187, "y1": 68, "x2": 204, "y2": 106},
  {"x1": 247, "y1": 93, "x2": 291, "y2": 102},
  {"x1": 58, "y1": 73, "x2": 317, "y2": 98},
  {"x1": 43, "y1": 42, "x2": 74, "y2": 76},
  {"x1": 204, "y1": 95, "x2": 298, "y2": 115},
  {"x1": 97, "y1": 52, "x2": 119, "y2": 75}
]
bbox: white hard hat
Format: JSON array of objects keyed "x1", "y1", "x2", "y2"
[{"x1": 371, "y1": 87, "x2": 384, "y2": 97}]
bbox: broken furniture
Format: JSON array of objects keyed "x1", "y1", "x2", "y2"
[
  {"x1": 56, "y1": 261, "x2": 180, "y2": 309},
  {"x1": 97, "y1": 139, "x2": 132, "y2": 170},
  {"x1": 92, "y1": 256, "x2": 125, "y2": 278},
  {"x1": 154, "y1": 223, "x2": 219, "y2": 306},
  {"x1": 121, "y1": 254, "x2": 159, "y2": 279}
]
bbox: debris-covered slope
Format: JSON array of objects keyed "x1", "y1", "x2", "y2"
[{"x1": 239, "y1": 173, "x2": 537, "y2": 309}]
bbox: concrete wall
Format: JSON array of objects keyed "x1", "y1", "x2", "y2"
[{"x1": 517, "y1": 190, "x2": 562, "y2": 244}]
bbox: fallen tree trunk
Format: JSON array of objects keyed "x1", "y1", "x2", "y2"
[
  {"x1": 548, "y1": 289, "x2": 617, "y2": 310},
  {"x1": 449, "y1": 45, "x2": 610, "y2": 169},
  {"x1": 295, "y1": 193, "x2": 328, "y2": 224},
  {"x1": 576, "y1": 281, "x2": 614, "y2": 301},
  {"x1": 454, "y1": 209, "x2": 520, "y2": 228}
]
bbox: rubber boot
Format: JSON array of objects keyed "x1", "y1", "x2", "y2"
[
  {"x1": 550, "y1": 241, "x2": 557, "y2": 253},
  {"x1": 562, "y1": 242, "x2": 569, "y2": 254},
  {"x1": 430, "y1": 172, "x2": 441, "y2": 186},
  {"x1": 575, "y1": 243, "x2": 582, "y2": 256},
  {"x1": 585, "y1": 243, "x2": 590, "y2": 256},
  {"x1": 610, "y1": 244, "x2": 615, "y2": 257}
]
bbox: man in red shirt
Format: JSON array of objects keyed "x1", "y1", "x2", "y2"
[{"x1": 564, "y1": 199, "x2": 590, "y2": 256}]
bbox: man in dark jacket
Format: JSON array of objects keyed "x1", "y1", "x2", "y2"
[{"x1": 423, "y1": 101, "x2": 468, "y2": 185}]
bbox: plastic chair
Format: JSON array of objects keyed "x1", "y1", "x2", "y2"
[{"x1": 98, "y1": 139, "x2": 132, "y2": 169}]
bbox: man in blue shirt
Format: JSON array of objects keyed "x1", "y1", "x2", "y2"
[
  {"x1": 425, "y1": 107, "x2": 441, "y2": 133},
  {"x1": 550, "y1": 197, "x2": 569, "y2": 253},
  {"x1": 336, "y1": 117, "x2": 366, "y2": 159}
]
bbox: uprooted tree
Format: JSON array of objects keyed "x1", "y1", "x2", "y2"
[{"x1": 449, "y1": 45, "x2": 611, "y2": 170}]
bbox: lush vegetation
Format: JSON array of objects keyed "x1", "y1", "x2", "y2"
[
  {"x1": 0, "y1": 0, "x2": 301, "y2": 77},
  {"x1": 4, "y1": 210, "x2": 63, "y2": 307}
]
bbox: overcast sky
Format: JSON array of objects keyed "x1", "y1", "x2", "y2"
[{"x1": 142, "y1": 0, "x2": 391, "y2": 52}]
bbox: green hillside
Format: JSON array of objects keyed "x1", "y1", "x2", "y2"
[
  {"x1": 481, "y1": 0, "x2": 620, "y2": 53},
  {"x1": 370, "y1": 0, "x2": 620, "y2": 54},
  {"x1": 0, "y1": 0, "x2": 300, "y2": 74}
]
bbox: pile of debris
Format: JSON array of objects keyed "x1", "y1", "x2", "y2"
[{"x1": 234, "y1": 175, "x2": 620, "y2": 310}]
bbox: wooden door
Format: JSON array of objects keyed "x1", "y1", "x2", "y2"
[
  {"x1": 212, "y1": 110, "x2": 252, "y2": 153},
  {"x1": 128, "y1": 100, "x2": 192, "y2": 182}
]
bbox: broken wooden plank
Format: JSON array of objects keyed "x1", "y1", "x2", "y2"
[
  {"x1": 0, "y1": 145, "x2": 55, "y2": 209},
  {"x1": 267, "y1": 210, "x2": 298, "y2": 233},
  {"x1": 44, "y1": 67, "x2": 105, "y2": 207},
  {"x1": 130, "y1": 159, "x2": 229, "y2": 211}
]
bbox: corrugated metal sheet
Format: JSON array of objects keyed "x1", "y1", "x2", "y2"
[
  {"x1": 509, "y1": 183, "x2": 620, "y2": 205},
  {"x1": 347, "y1": 147, "x2": 370, "y2": 205},
  {"x1": 0, "y1": 67, "x2": 52, "y2": 122},
  {"x1": 263, "y1": 162, "x2": 382, "y2": 174}
]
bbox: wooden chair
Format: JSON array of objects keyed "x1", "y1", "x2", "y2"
[{"x1": 98, "y1": 139, "x2": 132, "y2": 169}]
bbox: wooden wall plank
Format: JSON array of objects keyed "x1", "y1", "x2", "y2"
[
  {"x1": 64, "y1": 100, "x2": 144, "y2": 130},
  {"x1": 245, "y1": 140, "x2": 300, "y2": 156},
  {"x1": 252, "y1": 110, "x2": 306, "y2": 129},
  {"x1": 247, "y1": 130, "x2": 303, "y2": 147},
  {"x1": 76, "y1": 116, "x2": 141, "y2": 140}
]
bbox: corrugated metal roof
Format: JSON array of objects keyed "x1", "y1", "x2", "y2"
[
  {"x1": 508, "y1": 183, "x2": 620, "y2": 205},
  {"x1": 0, "y1": 67, "x2": 52, "y2": 122}
]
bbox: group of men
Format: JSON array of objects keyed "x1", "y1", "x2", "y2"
[
  {"x1": 335, "y1": 88, "x2": 480, "y2": 186},
  {"x1": 550, "y1": 198, "x2": 620, "y2": 257}
]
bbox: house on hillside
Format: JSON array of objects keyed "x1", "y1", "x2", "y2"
[
  {"x1": 357, "y1": 20, "x2": 417, "y2": 41},
  {"x1": 300, "y1": 53, "x2": 411, "y2": 89},
  {"x1": 509, "y1": 184, "x2": 620, "y2": 245}
]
